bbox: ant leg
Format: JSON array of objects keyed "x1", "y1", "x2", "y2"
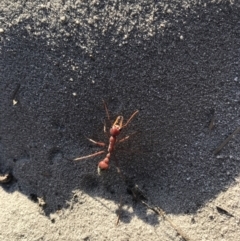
[
  {"x1": 103, "y1": 100, "x2": 110, "y2": 122},
  {"x1": 103, "y1": 119, "x2": 109, "y2": 138},
  {"x1": 86, "y1": 137, "x2": 106, "y2": 147},
  {"x1": 73, "y1": 150, "x2": 105, "y2": 161},
  {"x1": 117, "y1": 131, "x2": 138, "y2": 144},
  {"x1": 122, "y1": 110, "x2": 139, "y2": 128},
  {"x1": 102, "y1": 100, "x2": 111, "y2": 138}
]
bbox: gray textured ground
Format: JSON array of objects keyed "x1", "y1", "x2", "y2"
[{"x1": 1, "y1": 1, "x2": 240, "y2": 240}]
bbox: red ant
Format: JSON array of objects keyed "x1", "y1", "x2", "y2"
[{"x1": 73, "y1": 102, "x2": 138, "y2": 174}]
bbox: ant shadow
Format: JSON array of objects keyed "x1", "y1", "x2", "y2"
[{"x1": 1, "y1": 1, "x2": 240, "y2": 226}]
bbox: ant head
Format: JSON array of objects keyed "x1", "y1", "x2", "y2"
[
  {"x1": 110, "y1": 116, "x2": 123, "y2": 136},
  {"x1": 110, "y1": 125, "x2": 122, "y2": 136}
]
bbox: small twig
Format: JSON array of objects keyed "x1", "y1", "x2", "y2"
[
  {"x1": 214, "y1": 127, "x2": 240, "y2": 155},
  {"x1": 216, "y1": 205, "x2": 234, "y2": 217},
  {"x1": 141, "y1": 201, "x2": 192, "y2": 241},
  {"x1": 116, "y1": 196, "x2": 123, "y2": 226}
]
